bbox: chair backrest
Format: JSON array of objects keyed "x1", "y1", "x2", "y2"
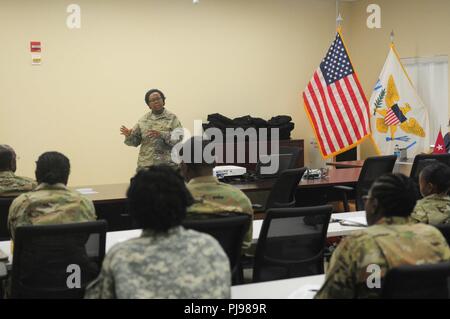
[
  {"x1": 409, "y1": 154, "x2": 450, "y2": 199},
  {"x1": 355, "y1": 155, "x2": 397, "y2": 210},
  {"x1": 256, "y1": 153, "x2": 293, "y2": 178},
  {"x1": 279, "y1": 146, "x2": 301, "y2": 169},
  {"x1": 11, "y1": 220, "x2": 107, "y2": 299},
  {"x1": 0, "y1": 196, "x2": 15, "y2": 240},
  {"x1": 435, "y1": 224, "x2": 450, "y2": 246},
  {"x1": 253, "y1": 205, "x2": 332, "y2": 282},
  {"x1": 382, "y1": 262, "x2": 450, "y2": 299},
  {"x1": 265, "y1": 167, "x2": 307, "y2": 210},
  {"x1": 410, "y1": 154, "x2": 450, "y2": 182},
  {"x1": 182, "y1": 213, "x2": 250, "y2": 275}
]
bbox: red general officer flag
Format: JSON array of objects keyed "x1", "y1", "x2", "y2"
[{"x1": 433, "y1": 129, "x2": 446, "y2": 154}]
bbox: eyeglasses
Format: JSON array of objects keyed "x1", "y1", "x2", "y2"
[
  {"x1": 362, "y1": 195, "x2": 372, "y2": 202},
  {"x1": 148, "y1": 97, "x2": 163, "y2": 104}
]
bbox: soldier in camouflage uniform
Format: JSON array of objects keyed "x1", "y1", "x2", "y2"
[
  {"x1": 316, "y1": 173, "x2": 450, "y2": 299},
  {"x1": 8, "y1": 152, "x2": 96, "y2": 240},
  {"x1": 0, "y1": 145, "x2": 36, "y2": 196},
  {"x1": 411, "y1": 162, "x2": 450, "y2": 225},
  {"x1": 180, "y1": 137, "x2": 253, "y2": 253},
  {"x1": 120, "y1": 89, "x2": 182, "y2": 170},
  {"x1": 85, "y1": 166, "x2": 230, "y2": 298}
]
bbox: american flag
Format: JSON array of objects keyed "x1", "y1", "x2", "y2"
[
  {"x1": 384, "y1": 108, "x2": 400, "y2": 126},
  {"x1": 384, "y1": 104, "x2": 407, "y2": 126},
  {"x1": 303, "y1": 32, "x2": 370, "y2": 158}
]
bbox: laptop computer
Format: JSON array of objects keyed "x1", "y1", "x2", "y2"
[{"x1": 255, "y1": 153, "x2": 293, "y2": 179}]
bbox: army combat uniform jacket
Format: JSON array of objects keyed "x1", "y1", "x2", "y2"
[
  {"x1": 0, "y1": 171, "x2": 36, "y2": 197},
  {"x1": 315, "y1": 216, "x2": 450, "y2": 299},
  {"x1": 124, "y1": 109, "x2": 182, "y2": 169},
  {"x1": 84, "y1": 227, "x2": 231, "y2": 299},
  {"x1": 411, "y1": 193, "x2": 450, "y2": 225},
  {"x1": 8, "y1": 183, "x2": 97, "y2": 240},
  {"x1": 187, "y1": 176, "x2": 254, "y2": 253}
]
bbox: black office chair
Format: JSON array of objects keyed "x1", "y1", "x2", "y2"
[
  {"x1": 261, "y1": 167, "x2": 307, "y2": 211},
  {"x1": 435, "y1": 224, "x2": 450, "y2": 246},
  {"x1": 0, "y1": 197, "x2": 15, "y2": 240},
  {"x1": 279, "y1": 146, "x2": 301, "y2": 169},
  {"x1": 182, "y1": 213, "x2": 250, "y2": 282},
  {"x1": 334, "y1": 155, "x2": 397, "y2": 211},
  {"x1": 382, "y1": 261, "x2": 450, "y2": 299},
  {"x1": 10, "y1": 220, "x2": 107, "y2": 299},
  {"x1": 409, "y1": 153, "x2": 450, "y2": 198},
  {"x1": 252, "y1": 205, "x2": 332, "y2": 283}
]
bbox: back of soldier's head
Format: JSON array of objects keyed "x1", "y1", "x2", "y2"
[
  {"x1": 0, "y1": 144, "x2": 15, "y2": 171},
  {"x1": 35, "y1": 152, "x2": 70, "y2": 185},
  {"x1": 419, "y1": 162, "x2": 450, "y2": 194},
  {"x1": 369, "y1": 173, "x2": 417, "y2": 218},
  {"x1": 180, "y1": 136, "x2": 215, "y2": 172},
  {"x1": 127, "y1": 165, "x2": 194, "y2": 232}
]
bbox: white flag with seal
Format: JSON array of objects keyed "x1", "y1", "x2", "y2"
[{"x1": 369, "y1": 44, "x2": 430, "y2": 158}]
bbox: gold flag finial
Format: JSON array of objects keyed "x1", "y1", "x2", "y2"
[
  {"x1": 390, "y1": 30, "x2": 395, "y2": 44},
  {"x1": 336, "y1": 13, "x2": 343, "y2": 31}
]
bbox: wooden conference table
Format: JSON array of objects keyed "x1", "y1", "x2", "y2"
[
  {"x1": 73, "y1": 167, "x2": 361, "y2": 230},
  {"x1": 327, "y1": 159, "x2": 414, "y2": 176},
  {"x1": 73, "y1": 167, "x2": 361, "y2": 196}
]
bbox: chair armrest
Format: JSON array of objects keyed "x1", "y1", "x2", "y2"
[{"x1": 333, "y1": 185, "x2": 354, "y2": 192}]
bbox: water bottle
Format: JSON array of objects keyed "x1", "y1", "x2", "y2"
[{"x1": 394, "y1": 144, "x2": 400, "y2": 159}]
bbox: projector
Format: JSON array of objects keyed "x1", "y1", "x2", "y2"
[{"x1": 213, "y1": 165, "x2": 247, "y2": 179}]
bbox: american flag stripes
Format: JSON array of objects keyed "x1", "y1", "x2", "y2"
[
  {"x1": 303, "y1": 32, "x2": 371, "y2": 158},
  {"x1": 384, "y1": 108, "x2": 400, "y2": 126}
]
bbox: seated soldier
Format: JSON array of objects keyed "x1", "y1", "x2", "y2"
[
  {"x1": 0, "y1": 145, "x2": 36, "y2": 196},
  {"x1": 85, "y1": 165, "x2": 230, "y2": 298},
  {"x1": 411, "y1": 162, "x2": 450, "y2": 225},
  {"x1": 180, "y1": 137, "x2": 254, "y2": 254},
  {"x1": 315, "y1": 173, "x2": 450, "y2": 299},
  {"x1": 8, "y1": 151, "x2": 96, "y2": 240}
]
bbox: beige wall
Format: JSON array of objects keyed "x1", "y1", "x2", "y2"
[
  {"x1": 345, "y1": 0, "x2": 450, "y2": 158},
  {"x1": 0, "y1": 0, "x2": 350, "y2": 185},
  {"x1": 3, "y1": 0, "x2": 447, "y2": 185}
]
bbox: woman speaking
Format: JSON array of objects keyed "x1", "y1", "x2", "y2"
[{"x1": 120, "y1": 89, "x2": 182, "y2": 170}]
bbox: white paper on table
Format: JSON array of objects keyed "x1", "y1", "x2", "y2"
[
  {"x1": 333, "y1": 216, "x2": 367, "y2": 226},
  {"x1": 75, "y1": 188, "x2": 99, "y2": 195},
  {"x1": 288, "y1": 285, "x2": 321, "y2": 299}
]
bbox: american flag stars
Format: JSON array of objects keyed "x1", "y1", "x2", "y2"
[{"x1": 320, "y1": 35, "x2": 354, "y2": 85}]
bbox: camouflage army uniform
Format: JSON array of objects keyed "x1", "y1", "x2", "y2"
[
  {"x1": 84, "y1": 226, "x2": 231, "y2": 299},
  {"x1": 8, "y1": 183, "x2": 97, "y2": 240},
  {"x1": 411, "y1": 193, "x2": 450, "y2": 225},
  {"x1": 187, "y1": 176, "x2": 253, "y2": 252},
  {"x1": 315, "y1": 216, "x2": 450, "y2": 299},
  {"x1": 0, "y1": 171, "x2": 36, "y2": 197},
  {"x1": 124, "y1": 109, "x2": 182, "y2": 170}
]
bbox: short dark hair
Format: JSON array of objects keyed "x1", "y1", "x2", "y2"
[
  {"x1": 180, "y1": 136, "x2": 215, "y2": 169},
  {"x1": 420, "y1": 162, "x2": 450, "y2": 193},
  {"x1": 370, "y1": 173, "x2": 418, "y2": 217},
  {"x1": 0, "y1": 145, "x2": 14, "y2": 170},
  {"x1": 35, "y1": 152, "x2": 70, "y2": 185},
  {"x1": 127, "y1": 165, "x2": 194, "y2": 232},
  {"x1": 144, "y1": 89, "x2": 166, "y2": 106}
]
